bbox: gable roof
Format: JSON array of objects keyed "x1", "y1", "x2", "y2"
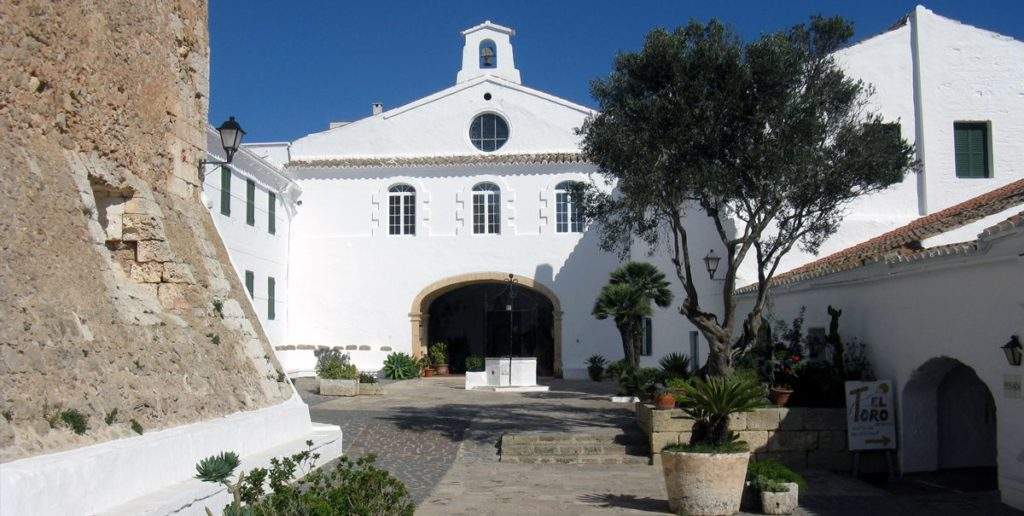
[{"x1": 737, "y1": 179, "x2": 1024, "y2": 293}]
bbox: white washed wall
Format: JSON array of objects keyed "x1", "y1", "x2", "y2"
[
  {"x1": 736, "y1": 224, "x2": 1024, "y2": 510},
  {"x1": 204, "y1": 131, "x2": 296, "y2": 346},
  {"x1": 766, "y1": 6, "x2": 1024, "y2": 276}
]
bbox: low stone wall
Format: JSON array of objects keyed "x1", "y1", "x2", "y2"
[{"x1": 637, "y1": 404, "x2": 851, "y2": 470}]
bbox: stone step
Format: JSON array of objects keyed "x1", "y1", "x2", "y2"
[
  {"x1": 500, "y1": 454, "x2": 651, "y2": 465},
  {"x1": 500, "y1": 442, "x2": 650, "y2": 457},
  {"x1": 502, "y1": 429, "x2": 647, "y2": 446}
]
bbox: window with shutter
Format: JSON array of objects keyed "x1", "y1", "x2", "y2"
[
  {"x1": 267, "y1": 276, "x2": 275, "y2": 320},
  {"x1": 220, "y1": 166, "x2": 231, "y2": 216},
  {"x1": 244, "y1": 270, "x2": 254, "y2": 299},
  {"x1": 246, "y1": 179, "x2": 256, "y2": 226},
  {"x1": 954, "y1": 122, "x2": 990, "y2": 178},
  {"x1": 268, "y1": 191, "x2": 276, "y2": 235}
]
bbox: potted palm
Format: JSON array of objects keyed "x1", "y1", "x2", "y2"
[
  {"x1": 429, "y1": 342, "x2": 449, "y2": 375},
  {"x1": 586, "y1": 354, "x2": 608, "y2": 381},
  {"x1": 661, "y1": 375, "x2": 765, "y2": 515}
]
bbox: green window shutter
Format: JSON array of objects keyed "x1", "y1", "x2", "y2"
[
  {"x1": 267, "y1": 277, "x2": 276, "y2": 320},
  {"x1": 245, "y1": 270, "x2": 254, "y2": 299},
  {"x1": 220, "y1": 166, "x2": 231, "y2": 216},
  {"x1": 246, "y1": 179, "x2": 256, "y2": 226},
  {"x1": 268, "y1": 192, "x2": 276, "y2": 235},
  {"x1": 954, "y1": 122, "x2": 989, "y2": 178}
]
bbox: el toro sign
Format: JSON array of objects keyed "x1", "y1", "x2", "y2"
[{"x1": 845, "y1": 380, "x2": 897, "y2": 450}]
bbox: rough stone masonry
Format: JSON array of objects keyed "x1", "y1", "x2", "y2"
[{"x1": 0, "y1": 0, "x2": 291, "y2": 462}]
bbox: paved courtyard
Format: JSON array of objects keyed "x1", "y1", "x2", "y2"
[{"x1": 297, "y1": 377, "x2": 1019, "y2": 515}]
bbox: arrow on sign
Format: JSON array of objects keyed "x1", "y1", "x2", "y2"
[{"x1": 865, "y1": 436, "x2": 892, "y2": 446}]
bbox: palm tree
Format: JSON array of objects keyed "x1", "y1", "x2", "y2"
[{"x1": 592, "y1": 262, "x2": 674, "y2": 368}]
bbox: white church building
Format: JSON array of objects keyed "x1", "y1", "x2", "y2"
[
  {"x1": 219, "y1": 8, "x2": 1021, "y2": 381},
  {"x1": 206, "y1": 7, "x2": 1023, "y2": 508}
]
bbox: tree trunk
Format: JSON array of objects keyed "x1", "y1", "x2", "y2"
[
  {"x1": 617, "y1": 324, "x2": 638, "y2": 369},
  {"x1": 705, "y1": 334, "x2": 733, "y2": 377}
]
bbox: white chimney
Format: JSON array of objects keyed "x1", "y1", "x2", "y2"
[{"x1": 372, "y1": 102, "x2": 383, "y2": 115}]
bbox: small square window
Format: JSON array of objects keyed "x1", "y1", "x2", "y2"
[{"x1": 954, "y1": 122, "x2": 990, "y2": 178}]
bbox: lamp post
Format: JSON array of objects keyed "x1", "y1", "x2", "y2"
[
  {"x1": 703, "y1": 249, "x2": 721, "y2": 280},
  {"x1": 199, "y1": 116, "x2": 246, "y2": 178},
  {"x1": 1003, "y1": 335, "x2": 1022, "y2": 366},
  {"x1": 503, "y1": 274, "x2": 518, "y2": 384}
]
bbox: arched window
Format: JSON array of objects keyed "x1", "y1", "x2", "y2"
[
  {"x1": 388, "y1": 184, "x2": 416, "y2": 235},
  {"x1": 469, "y1": 113, "x2": 509, "y2": 152},
  {"x1": 555, "y1": 181, "x2": 583, "y2": 233},
  {"x1": 472, "y1": 182, "x2": 500, "y2": 234},
  {"x1": 479, "y1": 39, "x2": 497, "y2": 68}
]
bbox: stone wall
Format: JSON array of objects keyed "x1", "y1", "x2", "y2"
[
  {"x1": 637, "y1": 404, "x2": 851, "y2": 470},
  {"x1": 0, "y1": 0, "x2": 290, "y2": 462}
]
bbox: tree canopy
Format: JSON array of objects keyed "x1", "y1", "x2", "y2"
[
  {"x1": 593, "y1": 262, "x2": 673, "y2": 368},
  {"x1": 579, "y1": 17, "x2": 915, "y2": 375}
]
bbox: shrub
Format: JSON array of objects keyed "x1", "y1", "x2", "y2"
[
  {"x1": 318, "y1": 359, "x2": 357, "y2": 380},
  {"x1": 606, "y1": 359, "x2": 629, "y2": 380},
  {"x1": 428, "y1": 342, "x2": 449, "y2": 366},
  {"x1": 675, "y1": 375, "x2": 765, "y2": 447},
  {"x1": 130, "y1": 419, "x2": 144, "y2": 435},
  {"x1": 751, "y1": 475, "x2": 789, "y2": 493},
  {"x1": 60, "y1": 409, "x2": 88, "y2": 435},
  {"x1": 617, "y1": 367, "x2": 662, "y2": 401},
  {"x1": 465, "y1": 355, "x2": 485, "y2": 372},
  {"x1": 747, "y1": 459, "x2": 807, "y2": 492},
  {"x1": 663, "y1": 441, "x2": 749, "y2": 454},
  {"x1": 382, "y1": 352, "x2": 420, "y2": 380},
  {"x1": 586, "y1": 354, "x2": 608, "y2": 381},
  {"x1": 358, "y1": 372, "x2": 377, "y2": 384},
  {"x1": 104, "y1": 408, "x2": 118, "y2": 425},
  {"x1": 658, "y1": 352, "x2": 691, "y2": 380},
  {"x1": 196, "y1": 446, "x2": 414, "y2": 515}
]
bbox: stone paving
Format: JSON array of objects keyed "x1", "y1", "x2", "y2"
[{"x1": 298, "y1": 377, "x2": 1021, "y2": 515}]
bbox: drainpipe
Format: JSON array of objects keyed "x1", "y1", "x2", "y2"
[{"x1": 910, "y1": 6, "x2": 929, "y2": 215}]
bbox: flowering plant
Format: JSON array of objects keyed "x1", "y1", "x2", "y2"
[{"x1": 766, "y1": 350, "x2": 802, "y2": 389}]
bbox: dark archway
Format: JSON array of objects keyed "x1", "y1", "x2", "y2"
[
  {"x1": 902, "y1": 357, "x2": 997, "y2": 476},
  {"x1": 426, "y1": 283, "x2": 555, "y2": 376}
]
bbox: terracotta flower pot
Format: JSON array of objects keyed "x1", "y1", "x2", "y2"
[
  {"x1": 435, "y1": 364, "x2": 449, "y2": 376},
  {"x1": 422, "y1": 367, "x2": 434, "y2": 378},
  {"x1": 654, "y1": 392, "x2": 676, "y2": 410},
  {"x1": 769, "y1": 387, "x2": 793, "y2": 406},
  {"x1": 662, "y1": 450, "x2": 751, "y2": 515}
]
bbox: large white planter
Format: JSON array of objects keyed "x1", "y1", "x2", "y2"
[
  {"x1": 465, "y1": 371, "x2": 488, "y2": 389},
  {"x1": 661, "y1": 450, "x2": 751, "y2": 515},
  {"x1": 761, "y1": 482, "x2": 799, "y2": 515},
  {"x1": 318, "y1": 378, "x2": 357, "y2": 396},
  {"x1": 484, "y1": 357, "x2": 538, "y2": 386}
]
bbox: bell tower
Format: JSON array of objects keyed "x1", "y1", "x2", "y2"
[{"x1": 456, "y1": 20, "x2": 522, "y2": 84}]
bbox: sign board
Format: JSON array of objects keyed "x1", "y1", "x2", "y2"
[{"x1": 845, "y1": 380, "x2": 897, "y2": 451}]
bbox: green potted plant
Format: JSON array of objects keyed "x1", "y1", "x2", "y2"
[
  {"x1": 464, "y1": 355, "x2": 486, "y2": 389},
  {"x1": 586, "y1": 354, "x2": 608, "y2": 381},
  {"x1": 382, "y1": 352, "x2": 420, "y2": 380},
  {"x1": 357, "y1": 372, "x2": 384, "y2": 395},
  {"x1": 767, "y1": 351, "x2": 801, "y2": 406},
  {"x1": 661, "y1": 375, "x2": 765, "y2": 515},
  {"x1": 429, "y1": 342, "x2": 449, "y2": 375},
  {"x1": 316, "y1": 350, "x2": 359, "y2": 396},
  {"x1": 744, "y1": 459, "x2": 806, "y2": 513}
]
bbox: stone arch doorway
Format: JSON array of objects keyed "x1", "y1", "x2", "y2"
[
  {"x1": 901, "y1": 357, "x2": 997, "y2": 474},
  {"x1": 410, "y1": 272, "x2": 563, "y2": 377}
]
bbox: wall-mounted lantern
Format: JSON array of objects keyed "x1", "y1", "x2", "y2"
[
  {"x1": 703, "y1": 249, "x2": 721, "y2": 280},
  {"x1": 198, "y1": 116, "x2": 246, "y2": 183},
  {"x1": 1003, "y1": 335, "x2": 1022, "y2": 366}
]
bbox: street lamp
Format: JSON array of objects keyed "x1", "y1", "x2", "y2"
[
  {"x1": 199, "y1": 116, "x2": 247, "y2": 176},
  {"x1": 703, "y1": 249, "x2": 721, "y2": 280},
  {"x1": 1003, "y1": 335, "x2": 1022, "y2": 366}
]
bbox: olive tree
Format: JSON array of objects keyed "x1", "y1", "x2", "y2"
[{"x1": 579, "y1": 17, "x2": 915, "y2": 376}]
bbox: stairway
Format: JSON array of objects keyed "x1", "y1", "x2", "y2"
[{"x1": 499, "y1": 428, "x2": 650, "y2": 465}]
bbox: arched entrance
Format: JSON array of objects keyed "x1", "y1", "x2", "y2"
[
  {"x1": 901, "y1": 357, "x2": 997, "y2": 474},
  {"x1": 410, "y1": 272, "x2": 563, "y2": 377}
]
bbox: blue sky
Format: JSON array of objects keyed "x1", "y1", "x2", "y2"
[{"x1": 209, "y1": 1, "x2": 1024, "y2": 143}]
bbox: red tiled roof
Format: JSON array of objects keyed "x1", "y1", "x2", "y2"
[{"x1": 737, "y1": 179, "x2": 1024, "y2": 293}]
